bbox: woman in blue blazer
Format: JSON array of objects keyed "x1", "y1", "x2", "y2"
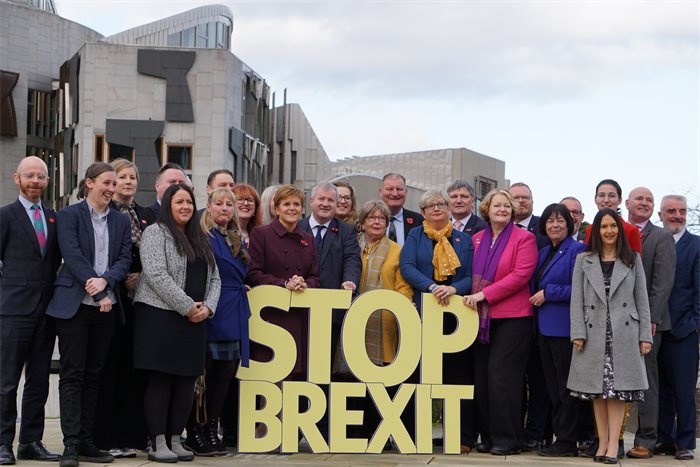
[
  {"x1": 529, "y1": 204, "x2": 586, "y2": 457},
  {"x1": 46, "y1": 162, "x2": 132, "y2": 466},
  {"x1": 185, "y1": 188, "x2": 251, "y2": 456},
  {"x1": 399, "y1": 190, "x2": 474, "y2": 452}
]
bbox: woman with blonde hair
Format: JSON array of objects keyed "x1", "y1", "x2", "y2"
[
  {"x1": 259, "y1": 185, "x2": 280, "y2": 225},
  {"x1": 184, "y1": 188, "x2": 251, "y2": 456}
]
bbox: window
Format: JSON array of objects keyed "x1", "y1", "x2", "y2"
[
  {"x1": 155, "y1": 136, "x2": 163, "y2": 164},
  {"x1": 94, "y1": 134, "x2": 104, "y2": 161},
  {"x1": 167, "y1": 32, "x2": 180, "y2": 46},
  {"x1": 26, "y1": 89, "x2": 56, "y2": 139},
  {"x1": 167, "y1": 145, "x2": 192, "y2": 169},
  {"x1": 107, "y1": 143, "x2": 134, "y2": 161},
  {"x1": 182, "y1": 27, "x2": 195, "y2": 47}
]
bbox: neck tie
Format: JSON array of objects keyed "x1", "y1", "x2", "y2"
[
  {"x1": 388, "y1": 217, "x2": 397, "y2": 242},
  {"x1": 315, "y1": 225, "x2": 326, "y2": 250},
  {"x1": 31, "y1": 204, "x2": 46, "y2": 255},
  {"x1": 453, "y1": 220, "x2": 463, "y2": 232}
]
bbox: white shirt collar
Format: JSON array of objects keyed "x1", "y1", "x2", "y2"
[
  {"x1": 518, "y1": 215, "x2": 533, "y2": 228},
  {"x1": 673, "y1": 228, "x2": 686, "y2": 243},
  {"x1": 309, "y1": 215, "x2": 331, "y2": 230}
]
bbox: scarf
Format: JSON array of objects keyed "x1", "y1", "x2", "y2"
[
  {"x1": 422, "y1": 220, "x2": 461, "y2": 282},
  {"x1": 471, "y1": 222, "x2": 514, "y2": 343},
  {"x1": 215, "y1": 226, "x2": 249, "y2": 264},
  {"x1": 359, "y1": 234, "x2": 390, "y2": 292},
  {"x1": 112, "y1": 200, "x2": 141, "y2": 246}
]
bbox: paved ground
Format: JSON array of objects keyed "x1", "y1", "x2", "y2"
[{"x1": 7, "y1": 419, "x2": 697, "y2": 467}]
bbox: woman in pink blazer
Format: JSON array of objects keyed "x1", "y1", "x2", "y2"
[{"x1": 463, "y1": 189, "x2": 538, "y2": 456}]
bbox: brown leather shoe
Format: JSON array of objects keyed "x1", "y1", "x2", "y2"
[
  {"x1": 626, "y1": 445, "x2": 653, "y2": 459},
  {"x1": 460, "y1": 444, "x2": 471, "y2": 454}
]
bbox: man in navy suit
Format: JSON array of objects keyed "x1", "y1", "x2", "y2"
[
  {"x1": 625, "y1": 187, "x2": 676, "y2": 459},
  {"x1": 298, "y1": 182, "x2": 361, "y2": 439},
  {"x1": 0, "y1": 156, "x2": 62, "y2": 464},
  {"x1": 655, "y1": 195, "x2": 699, "y2": 461},
  {"x1": 147, "y1": 163, "x2": 187, "y2": 219},
  {"x1": 447, "y1": 180, "x2": 486, "y2": 235},
  {"x1": 560, "y1": 197, "x2": 586, "y2": 242},
  {"x1": 298, "y1": 182, "x2": 361, "y2": 360},
  {"x1": 509, "y1": 182, "x2": 551, "y2": 451},
  {"x1": 379, "y1": 173, "x2": 423, "y2": 245}
]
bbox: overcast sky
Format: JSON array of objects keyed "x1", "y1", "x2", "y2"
[{"x1": 56, "y1": 0, "x2": 699, "y2": 223}]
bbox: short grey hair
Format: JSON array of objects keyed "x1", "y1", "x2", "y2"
[
  {"x1": 358, "y1": 200, "x2": 390, "y2": 225},
  {"x1": 446, "y1": 180, "x2": 475, "y2": 197},
  {"x1": 660, "y1": 194, "x2": 687, "y2": 207},
  {"x1": 419, "y1": 190, "x2": 449, "y2": 210},
  {"x1": 311, "y1": 182, "x2": 338, "y2": 199}
]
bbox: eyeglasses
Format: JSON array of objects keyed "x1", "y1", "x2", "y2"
[
  {"x1": 568, "y1": 210, "x2": 582, "y2": 217},
  {"x1": 338, "y1": 195, "x2": 352, "y2": 201},
  {"x1": 19, "y1": 172, "x2": 48, "y2": 181},
  {"x1": 424, "y1": 202, "x2": 448, "y2": 210},
  {"x1": 366, "y1": 216, "x2": 387, "y2": 223},
  {"x1": 236, "y1": 198, "x2": 255, "y2": 205}
]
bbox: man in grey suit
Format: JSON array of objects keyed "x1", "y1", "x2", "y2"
[
  {"x1": 447, "y1": 180, "x2": 486, "y2": 235},
  {"x1": 624, "y1": 187, "x2": 676, "y2": 459}
]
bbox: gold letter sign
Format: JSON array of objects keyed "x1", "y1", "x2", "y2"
[{"x1": 238, "y1": 286, "x2": 478, "y2": 454}]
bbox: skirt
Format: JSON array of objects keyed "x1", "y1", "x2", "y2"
[{"x1": 133, "y1": 302, "x2": 207, "y2": 377}]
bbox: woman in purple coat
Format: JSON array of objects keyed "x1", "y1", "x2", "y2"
[{"x1": 246, "y1": 184, "x2": 320, "y2": 380}]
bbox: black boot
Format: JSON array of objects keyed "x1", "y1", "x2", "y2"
[
  {"x1": 184, "y1": 424, "x2": 217, "y2": 457},
  {"x1": 203, "y1": 419, "x2": 226, "y2": 455}
]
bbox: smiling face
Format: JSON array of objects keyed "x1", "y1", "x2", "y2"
[
  {"x1": 659, "y1": 197, "x2": 687, "y2": 234},
  {"x1": 379, "y1": 176, "x2": 406, "y2": 215},
  {"x1": 208, "y1": 194, "x2": 235, "y2": 228},
  {"x1": 86, "y1": 171, "x2": 117, "y2": 211},
  {"x1": 235, "y1": 192, "x2": 255, "y2": 224},
  {"x1": 488, "y1": 193, "x2": 513, "y2": 228},
  {"x1": 115, "y1": 166, "x2": 138, "y2": 203},
  {"x1": 13, "y1": 156, "x2": 49, "y2": 203},
  {"x1": 545, "y1": 212, "x2": 568, "y2": 246},
  {"x1": 599, "y1": 214, "x2": 619, "y2": 249},
  {"x1": 561, "y1": 198, "x2": 584, "y2": 233},
  {"x1": 310, "y1": 187, "x2": 337, "y2": 224},
  {"x1": 335, "y1": 186, "x2": 353, "y2": 219},
  {"x1": 448, "y1": 187, "x2": 474, "y2": 219},
  {"x1": 363, "y1": 208, "x2": 388, "y2": 242},
  {"x1": 421, "y1": 195, "x2": 449, "y2": 229},
  {"x1": 155, "y1": 168, "x2": 187, "y2": 201},
  {"x1": 595, "y1": 183, "x2": 622, "y2": 211},
  {"x1": 625, "y1": 187, "x2": 654, "y2": 224},
  {"x1": 276, "y1": 195, "x2": 302, "y2": 230},
  {"x1": 170, "y1": 188, "x2": 194, "y2": 230}
]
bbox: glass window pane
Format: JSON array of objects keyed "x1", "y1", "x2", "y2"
[
  {"x1": 207, "y1": 22, "x2": 217, "y2": 48},
  {"x1": 167, "y1": 145, "x2": 192, "y2": 169},
  {"x1": 167, "y1": 32, "x2": 180, "y2": 46},
  {"x1": 108, "y1": 143, "x2": 133, "y2": 161},
  {"x1": 196, "y1": 24, "x2": 207, "y2": 48},
  {"x1": 182, "y1": 27, "x2": 195, "y2": 48}
]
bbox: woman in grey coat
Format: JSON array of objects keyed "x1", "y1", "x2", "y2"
[{"x1": 567, "y1": 208, "x2": 652, "y2": 463}]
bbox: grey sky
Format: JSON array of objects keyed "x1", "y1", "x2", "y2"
[{"x1": 57, "y1": 0, "x2": 699, "y2": 222}]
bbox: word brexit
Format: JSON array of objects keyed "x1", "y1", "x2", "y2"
[{"x1": 237, "y1": 286, "x2": 478, "y2": 454}]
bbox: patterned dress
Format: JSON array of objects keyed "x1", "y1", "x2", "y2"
[{"x1": 571, "y1": 261, "x2": 644, "y2": 401}]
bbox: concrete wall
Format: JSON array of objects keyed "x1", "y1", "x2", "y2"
[{"x1": 0, "y1": 0, "x2": 102, "y2": 205}]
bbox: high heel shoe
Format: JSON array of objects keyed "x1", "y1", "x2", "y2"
[
  {"x1": 603, "y1": 456, "x2": 618, "y2": 464},
  {"x1": 593, "y1": 455, "x2": 605, "y2": 462}
]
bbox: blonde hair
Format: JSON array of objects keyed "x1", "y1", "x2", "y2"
[
  {"x1": 200, "y1": 188, "x2": 241, "y2": 233},
  {"x1": 479, "y1": 189, "x2": 516, "y2": 223},
  {"x1": 110, "y1": 158, "x2": 139, "y2": 180}
]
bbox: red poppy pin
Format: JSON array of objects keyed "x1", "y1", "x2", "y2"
[
  {"x1": 406, "y1": 218, "x2": 413, "y2": 224},
  {"x1": 300, "y1": 239, "x2": 309, "y2": 247},
  {"x1": 48, "y1": 218, "x2": 55, "y2": 223},
  {"x1": 331, "y1": 226, "x2": 339, "y2": 233}
]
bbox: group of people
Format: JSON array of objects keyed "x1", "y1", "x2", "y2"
[{"x1": 0, "y1": 156, "x2": 697, "y2": 467}]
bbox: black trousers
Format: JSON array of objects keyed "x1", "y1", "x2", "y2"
[
  {"x1": 0, "y1": 310, "x2": 55, "y2": 445},
  {"x1": 144, "y1": 371, "x2": 197, "y2": 438},
  {"x1": 539, "y1": 333, "x2": 579, "y2": 447},
  {"x1": 93, "y1": 299, "x2": 147, "y2": 450},
  {"x1": 474, "y1": 317, "x2": 532, "y2": 450},
  {"x1": 55, "y1": 304, "x2": 117, "y2": 447},
  {"x1": 523, "y1": 336, "x2": 552, "y2": 442},
  {"x1": 220, "y1": 378, "x2": 239, "y2": 441}
]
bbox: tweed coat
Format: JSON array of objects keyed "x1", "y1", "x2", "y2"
[
  {"x1": 567, "y1": 253, "x2": 653, "y2": 394},
  {"x1": 134, "y1": 223, "x2": 220, "y2": 316}
]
